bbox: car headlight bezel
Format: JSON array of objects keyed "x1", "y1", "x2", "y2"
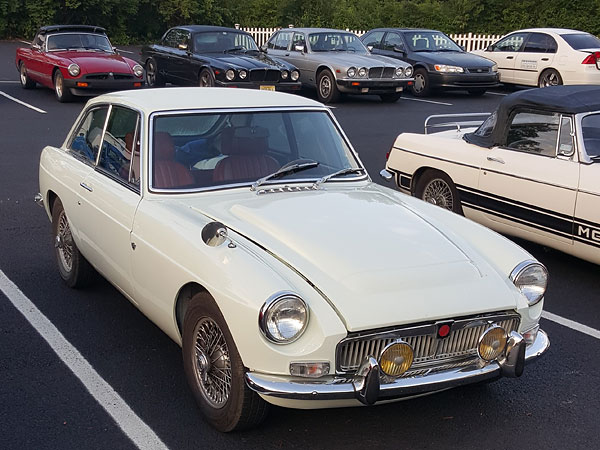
[
  {"x1": 68, "y1": 63, "x2": 80, "y2": 77},
  {"x1": 404, "y1": 66, "x2": 413, "y2": 78},
  {"x1": 291, "y1": 70, "x2": 300, "y2": 81},
  {"x1": 239, "y1": 69, "x2": 248, "y2": 80},
  {"x1": 358, "y1": 67, "x2": 367, "y2": 77},
  {"x1": 132, "y1": 64, "x2": 144, "y2": 78},
  {"x1": 510, "y1": 260, "x2": 548, "y2": 306},
  {"x1": 259, "y1": 291, "x2": 309, "y2": 344},
  {"x1": 280, "y1": 70, "x2": 289, "y2": 80},
  {"x1": 225, "y1": 69, "x2": 236, "y2": 81},
  {"x1": 491, "y1": 63, "x2": 498, "y2": 73},
  {"x1": 347, "y1": 66, "x2": 356, "y2": 78},
  {"x1": 434, "y1": 64, "x2": 464, "y2": 73},
  {"x1": 395, "y1": 67, "x2": 404, "y2": 78}
]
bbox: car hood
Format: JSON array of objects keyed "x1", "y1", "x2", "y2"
[
  {"x1": 204, "y1": 52, "x2": 291, "y2": 70},
  {"x1": 414, "y1": 51, "x2": 494, "y2": 67},
  {"x1": 185, "y1": 184, "x2": 517, "y2": 331},
  {"x1": 55, "y1": 51, "x2": 134, "y2": 74},
  {"x1": 315, "y1": 52, "x2": 403, "y2": 68}
]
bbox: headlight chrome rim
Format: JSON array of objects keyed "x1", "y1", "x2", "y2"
[
  {"x1": 347, "y1": 66, "x2": 356, "y2": 78},
  {"x1": 132, "y1": 64, "x2": 143, "y2": 78},
  {"x1": 291, "y1": 70, "x2": 300, "y2": 81},
  {"x1": 259, "y1": 291, "x2": 309, "y2": 344},
  {"x1": 280, "y1": 70, "x2": 289, "y2": 80},
  {"x1": 395, "y1": 67, "x2": 404, "y2": 78},
  {"x1": 239, "y1": 69, "x2": 248, "y2": 80},
  {"x1": 68, "y1": 63, "x2": 80, "y2": 77},
  {"x1": 510, "y1": 260, "x2": 548, "y2": 306},
  {"x1": 225, "y1": 69, "x2": 236, "y2": 81},
  {"x1": 358, "y1": 67, "x2": 367, "y2": 77},
  {"x1": 404, "y1": 66, "x2": 413, "y2": 78}
]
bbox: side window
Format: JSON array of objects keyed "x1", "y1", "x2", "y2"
[
  {"x1": 557, "y1": 116, "x2": 574, "y2": 157},
  {"x1": 523, "y1": 33, "x2": 557, "y2": 53},
  {"x1": 32, "y1": 33, "x2": 43, "y2": 49},
  {"x1": 175, "y1": 30, "x2": 191, "y2": 49},
  {"x1": 68, "y1": 106, "x2": 109, "y2": 163},
  {"x1": 505, "y1": 110, "x2": 560, "y2": 157},
  {"x1": 162, "y1": 29, "x2": 178, "y2": 48},
  {"x1": 581, "y1": 113, "x2": 600, "y2": 158},
  {"x1": 363, "y1": 31, "x2": 385, "y2": 49},
  {"x1": 266, "y1": 32, "x2": 278, "y2": 50},
  {"x1": 494, "y1": 33, "x2": 528, "y2": 52},
  {"x1": 382, "y1": 32, "x2": 405, "y2": 52},
  {"x1": 291, "y1": 32, "x2": 306, "y2": 51},
  {"x1": 274, "y1": 31, "x2": 293, "y2": 50},
  {"x1": 98, "y1": 106, "x2": 141, "y2": 187}
]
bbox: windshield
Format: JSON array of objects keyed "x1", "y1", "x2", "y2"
[
  {"x1": 46, "y1": 33, "x2": 113, "y2": 52},
  {"x1": 194, "y1": 31, "x2": 258, "y2": 53},
  {"x1": 561, "y1": 33, "x2": 600, "y2": 50},
  {"x1": 582, "y1": 113, "x2": 600, "y2": 160},
  {"x1": 150, "y1": 110, "x2": 362, "y2": 191},
  {"x1": 403, "y1": 31, "x2": 462, "y2": 52},
  {"x1": 308, "y1": 32, "x2": 368, "y2": 54}
]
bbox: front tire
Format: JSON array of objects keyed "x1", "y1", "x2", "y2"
[
  {"x1": 53, "y1": 71, "x2": 73, "y2": 103},
  {"x1": 51, "y1": 198, "x2": 96, "y2": 288},
  {"x1": 199, "y1": 68, "x2": 215, "y2": 87},
  {"x1": 317, "y1": 69, "x2": 341, "y2": 103},
  {"x1": 380, "y1": 92, "x2": 402, "y2": 103},
  {"x1": 145, "y1": 58, "x2": 165, "y2": 87},
  {"x1": 415, "y1": 170, "x2": 463, "y2": 215},
  {"x1": 538, "y1": 68, "x2": 562, "y2": 88},
  {"x1": 19, "y1": 62, "x2": 35, "y2": 89},
  {"x1": 411, "y1": 68, "x2": 431, "y2": 97},
  {"x1": 467, "y1": 88, "x2": 486, "y2": 96},
  {"x1": 182, "y1": 293, "x2": 269, "y2": 432}
]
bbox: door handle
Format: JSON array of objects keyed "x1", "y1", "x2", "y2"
[
  {"x1": 80, "y1": 182, "x2": 93, "y2": 192},
  {"x1": 506, "y1": 56, "x2": 514, "y2": 59},
  {"x1": 541, "y1": 57, "x2": 549, "y2": 61},
  {"x1": 486, "y1": 156, "x2": 505, "y2": 164},
  {"x1": 285, "y1": 53, "x2": 290, "y2": 56}
]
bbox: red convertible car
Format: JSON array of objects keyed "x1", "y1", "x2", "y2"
[{"x1": 16, "y1": 25, "x2": 144, "y2": 102}]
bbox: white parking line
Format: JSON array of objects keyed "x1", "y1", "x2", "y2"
[
  {"x1": 487, "y1": 91, "x2": 508, "y2": 96},
  {"x1": 542, "y1": 311, "x2": 600, "y2": 340},
  {"x1": 0, "y1": 270, "x2": 169, "y2": 450},
  {"x1": 0, "y1": 80, "x2": 20, "y2": 84},
  {"x1": 400, "y1": 97, "x2": 453, "y2": 106},
  {"x1": 0, "y1": 91, "x2": 46, "y2": 114}
]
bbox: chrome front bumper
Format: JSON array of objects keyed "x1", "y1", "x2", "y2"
[{"x1": 245, "y1": 329, "x2": 549, "y2": 405}]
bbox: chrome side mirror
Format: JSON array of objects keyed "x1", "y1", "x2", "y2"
[
  {"x1": 201, "y1": 222, "x2": 236, "y2": 248},
  {"x1": 379, "y1": 169, "x2": 393, "y2": 182}
]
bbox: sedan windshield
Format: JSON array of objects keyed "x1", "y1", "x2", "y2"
[
  {"x1": 151, "y1": 110, "x2": 362, "y2": 191},
  {"x1": 403, "y1": 31, "x2": 462, "y2": 52},
  {"x1": 581, "y1": 114, "x2": 600, "y2": 160},
  {"x1": 47, "y1": 33, "x2": 113, "y2": 52},
  {"x1": 308, "y1": 32, "x2": 368, "y2": 54},
  {"x1": 194, "y1": 31, "x2": 258, "y2": 53}
]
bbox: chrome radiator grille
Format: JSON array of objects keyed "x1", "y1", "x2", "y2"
[{"x1": 336, "y1": 313, "x2": 519, "y2": 376}]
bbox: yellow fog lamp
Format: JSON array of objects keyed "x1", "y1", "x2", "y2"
[
  {"x1": 379, "y1": 341, "x2": 414, "y2": 377},
  {"x1": 477, "y1": 326, "x2": 508, "y2": 361}
]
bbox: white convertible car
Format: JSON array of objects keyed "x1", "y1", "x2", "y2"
[
  {"x1": 384, "y1": 85, "x2": 600, "y2": 265},
  {"x1": 38, "y1": 87, "x2": 549, "y2": 432}
]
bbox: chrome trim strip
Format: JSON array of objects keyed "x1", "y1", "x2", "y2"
[
  {"x1": 392, "y1": 146, "x2": 480, "y2": 170},
  {"x1": 245, "y1": 330, "x2": 549, "y2": 402}
]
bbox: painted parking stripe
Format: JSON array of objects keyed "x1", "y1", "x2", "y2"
[
  {"x1": 400, "y1": 97, "x2": 453, "y2": 106},
  {"x1": 0, "y1": 270, "x2": 169, "y2": 450},
  {"x1": 0, "y1": 91, "x2": 46, "y2": 114},
  {"x1": 542, "y1": 311, "x2": 600, "y2": 340},
  {"x1": 0, "y1": 80, "x2": 20, "y2": 84},
  {"x1": 487, "y1": 91, "x2": 508, "y2": 96}
]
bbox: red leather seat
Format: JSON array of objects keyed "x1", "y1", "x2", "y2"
[
  {"x1": 153, "y1": 132, "x2": 194, "y2": 188},
  {"x1": 213, "y1": 127, "x2": 279, "y2": 183}
]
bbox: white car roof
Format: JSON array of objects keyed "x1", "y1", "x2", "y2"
[
  {"x1": 86, "y1": 87, "x2": 325, "y2": 113},
  {"x1": 514, "y1": 28, "x2": 588, "y2": 36}
]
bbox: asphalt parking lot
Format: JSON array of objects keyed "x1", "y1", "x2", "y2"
[{"x1": 1, "y1": 40, "x2": 599, "y2": 449}]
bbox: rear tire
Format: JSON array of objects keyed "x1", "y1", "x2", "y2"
[
  {"x1": 19, "y1": 62, "x2": 35, "y2": 89},
  {"x1": 53, "y1": 71, "x2": 73, "y2": 103},
  {"x1": 317, "y1": 69, "x2": 341, "y2": 103},
  {"x1": 145, "y1": 58, "x2": 165, "y2": 87},
  {"x1": 415, "y1": 170, "x2": 463, "y2": 215},
  {"x1": 199, "y1": 68, "x2": 215, "y2": 87},
  {"x1": 538, "y1": 68, "x2": 562, "y2": 88},
  {"x1": 380, "y1": 92, "x2": 402, "y2": 103},
  {"x1": 182, "y1": 293, "x2": 269, "y2": 432}
]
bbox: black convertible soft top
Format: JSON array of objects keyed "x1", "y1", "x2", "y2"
[{"x1": 465, "y1": 85, "x2": 600, "y2": 147}]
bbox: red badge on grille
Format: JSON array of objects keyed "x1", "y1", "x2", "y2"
[{"x1": 437, "y1": 322, "x2": 453, "y2": 339}]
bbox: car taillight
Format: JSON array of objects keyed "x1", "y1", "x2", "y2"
[
  {"x1": 386, "y1": 150, "x2": 390, "y2": 160},
  {"x1": 581, "y1": 51, "x2": 600, "y2": 64}
]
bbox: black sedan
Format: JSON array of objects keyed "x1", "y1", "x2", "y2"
[
  {"x1": 141, "y1": 25, "x2": 302, "y2": 92},
  {"x1": 361, "y1": 28, "x2": 500, "y2": 96}
]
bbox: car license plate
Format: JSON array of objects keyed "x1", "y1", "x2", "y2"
[
  {"x1": 260, "y1": 85, "x2": 275, "y2": 91},
  {"x1": 396, "y1": 87, "x2": 403, "y2": 92}
]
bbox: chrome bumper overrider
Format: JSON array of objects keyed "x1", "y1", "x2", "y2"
[{"x1": 245, "y1": 330, "x2": 549, "y2": 405}]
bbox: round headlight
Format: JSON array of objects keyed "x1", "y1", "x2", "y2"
[
  {"x1": 404, "y1": 66, "x2": 413, "y2": 78},
  {"x1": 477, "y1": 326, "x2": 507, "y2": 361},
  {"x1": 510, "y1": 261, "x2": 548, "y2": 306},
  {"x1": 395, "y1": 67, "x2": 404, "y2": 77},
  {"x1": 259, "y1": 292, "x2": 309, "y2": 344},
  {"x1": 379, "y1": 341, "x2": 414, "y2": 377},
  {"x1": 132, "y1": 64, "x2": 143, "y2": 78},
  {"x1": 358, "y1": 67, "x2": 367, "y2": 77},
  {"x1": 68, "y1": 64, "x2": 80, "y2": 77},
  {"x1": 239, "y1": 69, "x2": 247, "y2": 80},
  {"x1": 225, "y1": 69, "x2": 236, "y2": 81},
  {"x1": 291, "y1": 70, "x2": 300, "y2": 81},
  {"x1": 347, "y1": 67, "x2": 356, "y2": 78},
  {"x1": 281, "y1": 70, "x2": 289, "y2": 80}
]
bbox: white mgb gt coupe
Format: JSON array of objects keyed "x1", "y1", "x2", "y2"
[
  {"x1": 38, "y1": 87, "x2": 549, "y2": 432},
  {"x1": 384, "y1": 85, "x2": 600, "y2": 265}
]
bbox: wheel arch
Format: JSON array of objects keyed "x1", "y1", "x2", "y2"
[
  {"x1": 174, "y1": 281, "x2": 211, "y2": 337},
  {"x1": 47, "y1": 190, "x2": 59, "y2": 215},
  {"x1": 316, "y1": 64, "x2": 335, "y2": 78},
  {"x1": 538, "y1": 67, "x2": 562, "y2": 83},
  {"x1": 410, "y1": 166, "x2": 443, "y2": 195}
]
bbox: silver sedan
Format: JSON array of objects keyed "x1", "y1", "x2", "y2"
[{"x1": 263, "y1": 28, "x2": 414, "y2": 103}]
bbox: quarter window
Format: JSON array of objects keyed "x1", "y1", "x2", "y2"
[
  {"x1": 68, "y1": 106, "x2": 109, "y2": 163},
  {"x1": 505, "y1": 110, "x2": 560, "y2": 157},
  {"x1": 581, "y1": 114, "x2": 600, "y2": 159},
  {"x1": 493, "y1": 33, "x2": 528, "y2": 52}
]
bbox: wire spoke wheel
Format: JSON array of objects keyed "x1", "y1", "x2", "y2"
[
  {"x1": 422, "y1": 178, "x2": 454, "y2": 210},
  {"x1": 192, "y1": 317, "x2": 232, "y2": 408},
  {"x1": 55, "y1": 211, "x2": 74, "y2": 273}
]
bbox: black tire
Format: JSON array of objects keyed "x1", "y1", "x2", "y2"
[
  {"x1": 198, "y1": 68, "x2": 215, "y2": 87},
  {"x1": 415, "y1": 170, "x2": 463, "y2": 215},
  {"x1": 182, "y1": 293, "x2": 269, "y2": 432},
  {"x1": 379, "y1": 92, "x2": 402, "y2": 103},
  {"x1": 411, "y1": 68, "x2": 431, "y2": 97},
  {"x1": 538, "y1": 68, "x2": 562, "y2": 88},
  {"x1": 317, "y1": 69, "x2": 341, "y2": 103},
  {"x1": 51, "y1": 198, "x2": 96, "y2": 288},
  {"x1": 53, "y1": 71, "x2": 73, "y2": 103},
  {"x1": 19, "y1": 62, "x2": 35, "y2": 89},
  {"x1": 145, "y1": 58, "x2": 165, "y2": 87},
  {"x1": 467, "y1": 88, "x2": 487, "y2": 96}
]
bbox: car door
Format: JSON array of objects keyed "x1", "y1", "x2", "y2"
[
  {"x1": 477, "y1": 109, "x2": 578, "y2": 246},
  {"x1": 78, "y1": 105, "x2": 142, "y2": 299},
  {"x1": 23, "y1": 33, "x2": 46, "y2": 84},
  {"x1": 169, "y1": 29, "x2": 193, "y2": 84},
  {"x1": 286, "y1": 32, "x2": 312, "y2": 84},
  {"x1": 154, "y1": 29, "x2": 179, "y2": 82},
  {"x1": 485, "y1": 32, "x2": 528, "y2": 84},
  {"x1": 266, "y1": 30, "x2": 294, "y2": 59},
  {"x1": 514, "y1": 32, "x2": 557, "y2": 86}
]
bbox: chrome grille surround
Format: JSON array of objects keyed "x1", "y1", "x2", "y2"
[{"x1": 336, "y1": 311, "x2": 520, "y2": 378}]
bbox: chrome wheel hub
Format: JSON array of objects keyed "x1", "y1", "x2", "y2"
[
  {"x1": 20, "y1": 66, "x2": 26, "y2": 84},
  {"x1": 423, "y1": 179, "x2": 453, "y2": 210},
  {"x1": 414, "y1": 74, "x2": 425, "y2": 92},
  {"x1": 56, "y1": 212, "x2": 73, "y2": 272},
  {"x1": 147, "y1": 64, "x2": 155, "y2": 85},
  {"x1": 320, "y1": 76, "x2": 331, "y2": 98}
]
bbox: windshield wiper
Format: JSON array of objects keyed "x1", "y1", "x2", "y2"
[
  {"x1": 224, "y1": 46, "x2": 245, "y2": 53},
  {"x1": 251, "y1": 160, "x2": 319, "y2": 191},
  {"x1": 313, "y1": 167, "x2": 365, "y2": 189}
]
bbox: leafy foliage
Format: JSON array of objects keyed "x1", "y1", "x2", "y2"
[{"x1": 2, "y1": 0, "x2": 600, "y2": 43}]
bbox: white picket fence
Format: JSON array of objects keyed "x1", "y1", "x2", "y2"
[{"x1": 235, "y1": 25, "x2": 503, "y2": 51}]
